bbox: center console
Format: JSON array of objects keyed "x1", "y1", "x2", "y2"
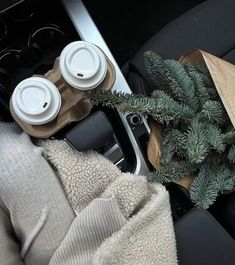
[{"x1": 0, "y1": 0, "x2": 151, "y2": 175}]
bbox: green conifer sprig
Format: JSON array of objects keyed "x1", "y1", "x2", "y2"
[
  {"x1": 88, "y1": 90, "x2": 133, "y2": 107},
  {"x1": 165, "y1": 59, "x2": 198, "y2": 111},
  {"x1": 190, "y1": 163, "x2": 235, "y2": 208},
  {"x1": 224, "y1": 130, "x2": 235, "y2": 144},
  {"x1": 148, "y1": 161, "x2": 198, "y2": 183},
  {"x1": 144, "y1": 51, "x2": 185, "y2": 101},
  {"x1": 199, "y1": 100, "x2": 225, "y2": 124},
  {"x1": 160, "y1": 129, "x2": 187, "y2": 164},
  {"x1": 228, "y1": 145, "x2": 235, "y2": 163},
  {"x1": 190, "y1": 163, "x2": 219, "y2": 209},
  {"x1": 205, "y1": 124, "x2": 225, "y2": 153},
  {"x1": 216, "y1": 165, "x2": 235, "y2": 192},
  {"x1": 186, "y1": 119, "x2": 208, "y2": 164}
]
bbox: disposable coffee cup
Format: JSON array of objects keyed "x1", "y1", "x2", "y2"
[
  {"x1": 59, "y1": 41, "x2": 108, "y2": 90},
  {"x1": 11, "y1": 77, "x2": 61, "y2": 125}
]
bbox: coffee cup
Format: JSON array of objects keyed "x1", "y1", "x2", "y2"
[
  {"x1": 59, "y1": 41, "x2": 108, "y2": 90},
  {"x1": 11, "y1": 76, "x2": 61, "y2": 125}
]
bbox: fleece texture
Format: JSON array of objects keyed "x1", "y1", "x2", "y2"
[
  {"x1": 0, "y1": 123, "x2": 75, "y2": 265},
  {"x1": 94, "y1": 184, "x2": 176, "y2": 265},
  {"x1": 41, "y1": 140, "x2": 178, "y2": 265},
  {"x1": 41, "y1": 139, "x2": 120, "y2": 215}
]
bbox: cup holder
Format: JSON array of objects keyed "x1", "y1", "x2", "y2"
[
  {"x1": 20, "y1": 46, "x2": 42, "y2": 67},
  {"x1": 0, "y1": 20, "x2": 7, "y2": 42},
  {"x1": 0, "y1": 25, "x2": 67, "y2": 95},
  {"x1": 0, "y1": 50, "x2": 20, "y2": 93},
  {"x1": 28, "y1": 25, "x2": 66, "y2": 54},
  {"x1": 4, "y1": 1, "x2": 34, "y2": 23}
]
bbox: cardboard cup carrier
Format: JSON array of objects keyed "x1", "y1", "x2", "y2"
[{"x1": 10, "y1": 41, "x2": 116, "y2": 138}]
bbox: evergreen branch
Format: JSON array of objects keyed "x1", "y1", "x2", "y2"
[
  {"x1": 184, "y1": 63, "x2": 213, "y2": 87},
  {"x1": 215, "y1": 165, "x2": 235, "y2": 192},
  {"x1": 228, "y1": 145, "x2": 235, "y2": 163},
  {"x1": 206, "y1": 124, "x2": 225, "y2": 153},
  {"x1": 224, "y1": 130, "x2": 235, "y2": 144},
  {"x1": 88, "y1": 90, "x2": 133, "y2": 107},
  {"x1": 186, "y1": 70, "x2": 211, "y2": 106},
  {"x1": 190, "y1": 163, "x2": 219, "y2": 209},
  {"x1": 207, "y1": 87, "x2": 219, "y2": 101},
  {"x1": 144, "y1": 51, "x2": 185, "y2": 101},
  {"x1": 199, "y1": 100, "x2": 224, "y2": 124},
  {"x1": 160, "y1": 129, "x2": 187, "y2": 164},
  {"x1": 151, "y1": 90, "x2": 195, "y2": 123},
  {"x1": 165, "y1": 59, "x2": 198, "y2": 111},
  {"x1": 190, "y1": 161, "x2": 234, "y2": 209},
  {"x1": 148, "y1": 161, "x2": 198, "y2": 183},
  {"x1": 186, "y1": 119, "x2": 209, "y2": 164},
  {"x1": 160, "y1": 132, "x2": 175, "y2": 165}
]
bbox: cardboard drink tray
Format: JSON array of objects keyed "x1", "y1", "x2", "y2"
[{"x1": 10, "y1": 56, "x2": 116, "y2": 138}]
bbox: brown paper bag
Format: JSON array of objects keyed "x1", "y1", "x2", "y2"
[{"x1": 147, "y1": 49, "x2": 235, "y2": 188}]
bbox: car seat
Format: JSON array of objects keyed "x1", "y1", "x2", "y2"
[
  {"x1": 125, "y1": 0, "x2": 235, "y2": 263},
  {"x1": 126, "y1": 0, "x2": 235, "y2": 95}
]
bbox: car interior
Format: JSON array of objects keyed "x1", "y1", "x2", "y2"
[{"x1": 1, "y1": 0, "x2": 235, "y2": 264}]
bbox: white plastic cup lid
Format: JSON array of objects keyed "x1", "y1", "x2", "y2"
[
  {"x1": 59, "y1": 41, "x2": 108, "y2": 90},
  {"x1": 11, "y1": 77, "x2": 61, "y2": 125}
]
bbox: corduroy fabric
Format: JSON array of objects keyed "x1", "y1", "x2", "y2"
[{"x1": 49, "y1": 196, "x2": 126, "y2": 265}]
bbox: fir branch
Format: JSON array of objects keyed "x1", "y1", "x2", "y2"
[
  {"x1": 160, "y1": 132, "x2": 175, "y2": 165},
  {"x1": 144, "y1": 51, "x2": 185, "y2": 101},
  {"x1": 199, "y1": 100, "x2": 224, "y2": 124},
  {"x1": 184, "y1": 63, "x2": 213, "y2": 87},
  {"x1": 190, "y1": 163, "x2": 219, "y2": 209},
  {"x1": 144, "y1": 50, "x2": 167, "y2": 88},
  {"x1": 206, "y1": 124, "x2": 225, "y2": 153},
  {"x1": 88, "y1": 90, "x2": 133, "y2": 107},
  {"x1": 215, "y1": 165, "x2": 235, "y2": 192},
  {"x1": 207, "y1": 87, "x2": 219, "y2": 101},
  {"x1": 165, "y1": 59, "x2": 198, "y2": 111},
  {"x1": 148, "y1": 161, "x2": 198, "y2": 183},
  {"x1": 184, "y1": 63, "x2": 217, "y2": 106},
  {"x1": 228, "y1": 145, "x2": 235, "y2": 163},
  {"x1": 224, "y1": 130, "x2": 235, "y2": 144},
  {"x1": 186, "y1": 70, "x2": 211, "y2": 106},
  {"x1": 186, "y1": 119, "x2": 209, "y2": 164},
  {"x1": 151, "y1": 90, "x2": 195, "y2": 124},
  {"x1": 190, "y1": 162, "x2": 234, "y2": 209},
  {"x1": 160, "y1": 129, "x2": 187, "y2": 164},
  {"x1": 89, "y1": 89, "x2": 195, "y2": 125}
]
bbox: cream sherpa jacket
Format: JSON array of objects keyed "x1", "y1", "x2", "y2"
[
  {"x1": 42, "y1": 140, "x2": 178, "y2": 265},
  {"x1": 0, "y1": 122, "x2": 177, "y2": 265}
]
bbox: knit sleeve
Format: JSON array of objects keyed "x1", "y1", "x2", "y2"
[{"x1": 0, "y1": 204, "x2": 25, "y2": 265}]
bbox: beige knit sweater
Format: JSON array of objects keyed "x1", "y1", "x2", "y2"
[
  {"x1": 0, "y1": 123, "x2": 75, "y2": 265},
  {"x1": 0, "y1": 122, "x2": 177, "y2": 265}
]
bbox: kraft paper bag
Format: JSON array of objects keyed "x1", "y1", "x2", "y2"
[{"x1": 147, "y1": 49, "x2": 235, "y2": 188}]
